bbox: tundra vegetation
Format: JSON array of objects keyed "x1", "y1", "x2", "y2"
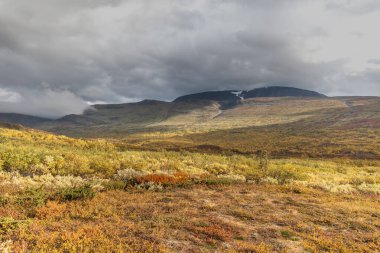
[
  {"x1": 0, "y1": 123, "x2": 379, "y2": 252},
  {"x1": 0, "y1": 97, "x2": 379, "y2": 252}
]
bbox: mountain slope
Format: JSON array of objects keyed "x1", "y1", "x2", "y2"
[
  {"x1": 174, "y1": 90, "x2": 241, "y2": 109},
  {"x1": 0, "y1": 86, "x2": 363, "y2": 138},
  {"x1": 39, "y1": 96, "x2": 373, "y2": 138},
  {"x1": 242, "y1": 86, "x2": 326, "y2": 98},
  {"x1": 38, "y1": 100, "x2": 173, "y2": 136},
  {"x1": 134, "y1": 96, "x2": 380, "y2": 159},
  {"x1": 0, "y1": 113, "x2": 52, "y2": 127}
]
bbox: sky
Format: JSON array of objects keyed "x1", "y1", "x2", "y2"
[{"x1": 0, "y1": 0, "x2": 380, "y2": 118}]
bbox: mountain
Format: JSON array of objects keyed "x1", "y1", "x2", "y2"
[
  {"x1": 173, "y1": 86, "x2": 326, "y2": 108},
  {"x1": 242, "y1": 86, "x2": 327, "y2": 98},
  {"x1": 5, "y1": 86, "x2": 379, "y2": 139},
  {"x1": 175, "y1": 86, "x2": 326, "y2": 103},
  {"x1": 174, "y1": 90, "x2": 241, "y2": 109}
]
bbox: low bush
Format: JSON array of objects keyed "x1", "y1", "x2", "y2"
[
  {"x1": 113, "y1": 168, "x2": 146, "y2": 185},
  {"x1": 201, "y1": 177, "x2": 236, "y2": 185},
  {"x1": 217, "y1": 174, "x2": 246, "y2": 183},
  {"x1": 245, "y1": 171, "x2": 266, "y2": 184},
  {"x1": 0, "y1": 217, "x2": 29, "y2": 236},
  {"x1": 16, "y1": 188, "x2": 48, "y2": 208},
  {"x1": 135, "y1": 182, "x2": 164, "y2": 191},
  {"x1": 136, "y1": 173, "x2": 188, "y2": 185},
  {"x1": 0, "y1": 196, "x2": 9, "y2": 207},
  {"x1": 267, "y1": 166, "x2": 304, "y2": 185},
  {"x1": 57, "y1": 185, "x2": 95, "y2": 201},
  {"x1": 349, "y1": 177, "x2": 376, "y2": 186},
  {"x1": 205, "y1": 163, "x2": 231, "y2": 175},
  {"x1": 102, "y1": 180, "x2": 127, "y2": 190}
]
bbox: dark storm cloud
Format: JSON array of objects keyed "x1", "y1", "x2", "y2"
[{"x1": 0, "y1": 0, "x2": 378, "y2": 117}]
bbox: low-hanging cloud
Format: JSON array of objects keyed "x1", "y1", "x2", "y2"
[
  {"x1": 0, "y1": 0, "x2": 379, "y2": 117},
  {"x1": 0, "y1": 88, "x2": 88, "y2": 118}
]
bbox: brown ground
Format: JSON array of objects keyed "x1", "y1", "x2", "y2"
[{"x1": 6, "y1": 184, "x2": 380, "y2": 252}]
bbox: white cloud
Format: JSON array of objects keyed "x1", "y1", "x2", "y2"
[
  {"x1": 0, "y1": 88, "x2": 88, "y2": 118},
  {"x1": 0, "y1": 88, "x2": 21, "y2": 102}
]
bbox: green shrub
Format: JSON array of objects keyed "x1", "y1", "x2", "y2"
[
  {"x1": 281, "y1": 230, "x2": 295, "y2": 239},
  {"x1": 57, "y1": 185, "x2": 95, "y2": 201},
  {"x1": 267, "y1": 166, "x2": 304, "y2": 185},
  {"x1": 16, "y1": 188, "x2": 48, "y2": 208},
  {"x1": 258, "y1": 150, "x2": 269, "y2": 173},
  {"x1": 202, "y1": 177, "x2": 236, "y2": 185},
  {"x1": 349, "y1": 177, "x2": 375, "y2": 186},
  {"x1": 0, "y1": 217, "x2": 29, "y2": 236},
  {"x1": 102, "y1": 180, "x2": 127, "y2": 191},
  {"x1": 89, "y1": 155, "x2": 120, "y2": 177},
  {"x1": 245, "y1": 171, "x2": 266, "y2": 184},
  {"x1": 60, "y1": 153, "x2": 91, "y2": 176},
  {"x1": 206, "y1": 163, "x2": 231, "y2": 175},
  {"x1": 0, "y1": 195, "x2": 9, "y2": 207}
]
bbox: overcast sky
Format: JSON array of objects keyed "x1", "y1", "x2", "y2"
[{"x1": 0, "y1": 0, "x2": 380, "y2": 117}]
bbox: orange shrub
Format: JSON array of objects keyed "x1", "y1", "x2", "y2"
[
  {"x1": 35, "y1": 201, "x2": 67, "y2": 220},
  {"x1": 172, "y1": 171, "x2": 189, "y2": 181},
  {"x1": 136, "y1": 172, "x2": 189, "y2": 184},
  {"x1": 191, "y1": 223, "x2": 235, "y2": 242}
]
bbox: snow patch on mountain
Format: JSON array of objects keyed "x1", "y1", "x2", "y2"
[{"x1": 231, "y1": 91, "x2": 244, "y2": 100}]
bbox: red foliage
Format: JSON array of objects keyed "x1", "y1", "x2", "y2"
[{"x1": 136, "y1": 172, "x2": 189, "y2": 184}]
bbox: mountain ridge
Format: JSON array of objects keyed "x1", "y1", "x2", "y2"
[
  {"x1": 0, "y1": 86, "x2": 367, "y2": 138},
  {"x1": 242, "y1": 86, "x2": 327, "y2": 98},
  {"x1": 0, "y1": 86, "x2": 327, "y2": 124},
  {"x1": 174, "y1": 86, "x2": 326, "y2": 103}
]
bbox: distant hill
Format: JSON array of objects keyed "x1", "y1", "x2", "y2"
[
  {"x1": 173, "y1": 90, "x2": 241, "y2": 109},
  {"x1": 175, "y1": 87, "x2": 326, "y2": 101},
  {"x1": 174, "y1": 90, "x2": 238, "y2": 102},
  {"x1": 0, "y1": 113, "x2": 51, "y2": 127},
  {"x1": 0, "y1": 86, "x2": 355, "y2": 138},
  {"x1": 174, "y1": 90, "x2": 241, "y2": 109},
  {"x1": 173, "y1": 86, "x2": 326, "y2": 108},
  {"x1": 242, "y1": 86, "x2": 327, "y2": 98}
]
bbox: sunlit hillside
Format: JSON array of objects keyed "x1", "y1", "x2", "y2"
[
  {"x1": 153, "y1": 97, "x2": 347, "y2": 131},
  {"x1": 0, "y1": 119, "x2": 379, "y2": 251},
  {"x1": 5, "y1": 96, "x2": 376, "y2": 142}
]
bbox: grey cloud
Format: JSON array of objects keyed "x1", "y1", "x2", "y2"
[
  {"x1": 326, "y1": 0, "x2": 380, "y2": 14},
  {"x1": 327, "y1": 69, "x2": 380, "y2": 96},
  {"x1": 0, "y1": 0, "x2": 378, "y2": 117},
  {"x1": 145, "y1": 31, "x2": 339, "y2": 96},
  {"x1": 368, "y1": 59, "x2": 380, "y2": 65}
]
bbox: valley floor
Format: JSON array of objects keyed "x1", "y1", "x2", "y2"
[{"x1": 2, "y1": 184, "x2": 380, "y2": 252}]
